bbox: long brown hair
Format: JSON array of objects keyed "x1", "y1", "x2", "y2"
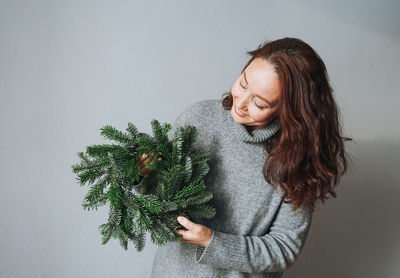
[{"x1": 222, "y1": 37, "x2": 353, "y2": 212}]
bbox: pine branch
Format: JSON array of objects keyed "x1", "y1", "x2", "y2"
[
  {"x1": 181, "y1": 125, "x2": 198, "y2": 155},
  {"x1": 100, "y1": 125, "x2": 131, "y2": 145},
  {"x1": 173, "y1": 180, "x2": 206, "y2": 201},
  {"x1": 126, "y1": 122, "x2": 139, "y2": 141},
  {"x1": 72, "y1": 119, "x2": 216, "y2": 251},
  {"x1": 180, "y1": 190, "x2": 214, "y2": 208},
  {"x1": 186, "y1": 204, "x2": 216, "y2": 219},
  {"x1": 81, "y1": 176, "x2": 108, "y2": 210},
  {"x1": 86, "y1": 144, "x2": 129, "y2": 159}
]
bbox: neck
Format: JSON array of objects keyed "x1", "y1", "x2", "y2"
[
  {"x1": 224, "y1": 109, "x2": 281, "y2": 143},
  {"x1": 245, "y1": 118, "x2": 277, "y2": 132}
]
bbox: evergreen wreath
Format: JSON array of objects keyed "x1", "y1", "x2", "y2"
[{"x1": 71, "y1": 119, "x2": 216, "y2": 251}]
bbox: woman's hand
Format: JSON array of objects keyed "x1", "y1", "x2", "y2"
[
  {"x1": 138, "y1": 152, "x2": 161, "y2": 177},
  {"x1": 175, "y1": 216, "x2": 213, "y2": 248}
]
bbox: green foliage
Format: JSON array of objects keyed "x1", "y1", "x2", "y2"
[{"x1": 71, "y1": 119, "x2": 215, "y2": 251}]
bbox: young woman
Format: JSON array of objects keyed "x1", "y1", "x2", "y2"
[{"x1": 143, "y1": 37, "x2": 352, "y2": 278}]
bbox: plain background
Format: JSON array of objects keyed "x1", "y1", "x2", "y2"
[{"x1": 1, "y1": 0, "x2": 399, "y2": 277}]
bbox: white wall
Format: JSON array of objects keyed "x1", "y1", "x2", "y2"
[{"x1": 1, "y1": 0, "x2": 399, "y2": 277}]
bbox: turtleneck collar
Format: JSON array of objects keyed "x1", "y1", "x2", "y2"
[{"x1": 222, "y1": 106, "x2": 281, "y2": 143}]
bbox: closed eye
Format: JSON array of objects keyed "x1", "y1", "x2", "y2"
[
  {"x1": 239, "y1": 81, "x2": 268, "y2": 109},
  {"x1": 254, "y1": 102, "x2": 267, "y2": 109}
]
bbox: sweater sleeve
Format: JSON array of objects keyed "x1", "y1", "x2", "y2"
[{"x1": 194, "y1": 199, "x2": 313, "y2": 273}]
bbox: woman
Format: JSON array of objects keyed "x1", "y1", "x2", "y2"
[{"x1": 143, "y1": 37, "x2": 352, "y2": 278}]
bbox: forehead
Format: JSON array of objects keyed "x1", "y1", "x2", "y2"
[{"x1": 244, "y1": 57, "x2": 281, "y2": 100}]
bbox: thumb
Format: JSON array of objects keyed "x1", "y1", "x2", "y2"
[{"x1": 177, "y1": 216, "x2": 196, "y2": 230}]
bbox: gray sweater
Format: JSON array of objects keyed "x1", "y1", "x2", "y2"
[{"x1": 150, "y1": 99, "x2": 313, "y2": 278}]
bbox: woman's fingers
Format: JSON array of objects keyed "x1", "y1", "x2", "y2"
[
  {"x1": 138, "y1": 152, "x2": 162, "y2": 177},
  {"x1": 174, "y1": 217, "x2": 213, "y2": 247},
  {"x1": 139, "y1": 153, "x2": 149, "y2": 161},
  {"x1": 177, "y1": 216, "x2": 199, "y2": 232}
]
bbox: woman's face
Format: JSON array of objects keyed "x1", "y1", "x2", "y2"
[{"x1": 230, "y1": 57, "x2": 281, "y2": 130}]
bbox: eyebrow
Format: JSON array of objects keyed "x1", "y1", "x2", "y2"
[{"x1": 243, "y1": 70, "x2": 276, "y2": 106}]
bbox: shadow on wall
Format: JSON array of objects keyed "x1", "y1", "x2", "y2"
[{"x1": 284, "y1": 138, "x2": 400, "y2": 278}]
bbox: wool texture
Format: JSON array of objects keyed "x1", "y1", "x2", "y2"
[{"x1": 150, "y1": 99, "x2": 313, "y2": 278}]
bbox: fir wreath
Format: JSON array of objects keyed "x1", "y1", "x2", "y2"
[{"x1": 71, "y1": 119, "x2": 216, "y2": 251}]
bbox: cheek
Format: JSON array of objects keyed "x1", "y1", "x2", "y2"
[
  {"x1": 231, "y1": 89, "x2": 240, "y2": 99},
  {"x1": 231, "y1": 80, "x2": 242, "y2": 98},
  {"x1": 249, "y1": 107, "x2": 270, "y2": 121}
]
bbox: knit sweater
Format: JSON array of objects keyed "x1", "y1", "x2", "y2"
[{"x1": 150, "y1": 99, "x2": 313, "y2": 278}]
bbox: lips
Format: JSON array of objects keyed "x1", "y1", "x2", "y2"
[{"x1": 234, "y1": 104, "x2": 247, "y2": 117}]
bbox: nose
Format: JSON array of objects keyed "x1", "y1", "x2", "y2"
[{"x1": 236, "y1": 94, "x2": 250, "y2": 111}]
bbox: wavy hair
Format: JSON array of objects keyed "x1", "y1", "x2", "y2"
[{"x1": 222, "y1": 37, "x2": 353, "y2": 212}]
